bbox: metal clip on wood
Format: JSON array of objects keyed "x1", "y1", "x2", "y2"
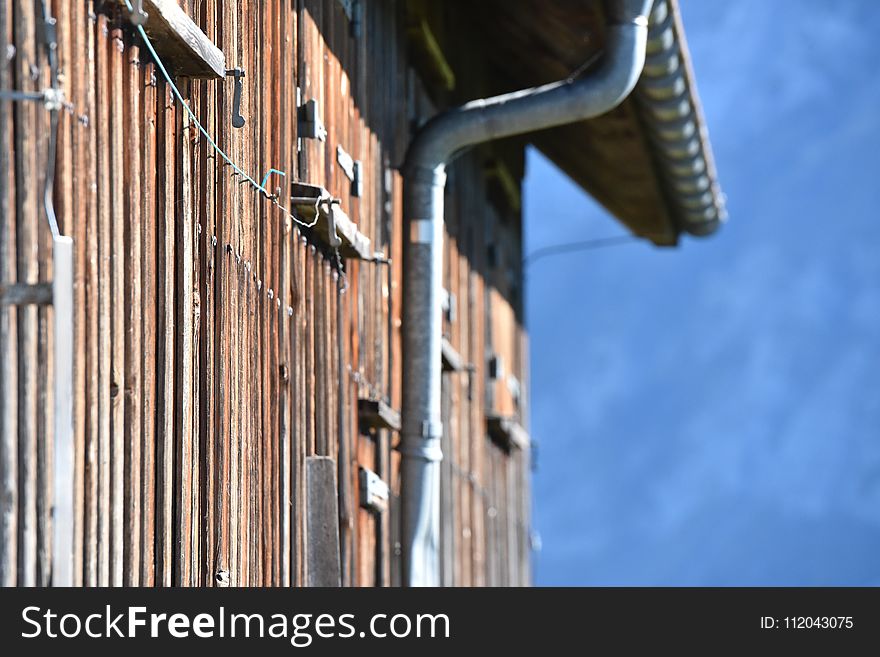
[{"x1": 226, "y1": 68, "x2": 246, "y2": 128}]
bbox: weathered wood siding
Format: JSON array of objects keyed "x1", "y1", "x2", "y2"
[{"x1": 0, "y1": 0, "x2": 530, "y2": 586}]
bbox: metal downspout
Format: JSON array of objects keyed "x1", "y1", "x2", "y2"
[{"x1": 400, "y1": 0, "x2": 655, "y2": 587}]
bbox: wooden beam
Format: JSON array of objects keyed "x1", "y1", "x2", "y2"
[
  {"x1": 405, "y1": 0, "x2": 455, "y2": 92},
  {"x1": 358, "y1": 398, "x2": 401, "y2": 433},
  {"x1": 119, "y1": 0, "x2": 226, "y2": 79},
  {"x1": 486, "y1": 414, "x2": 530, "y2": 451},
  {"x1": 358, "y1": 467, "x2": 390, "y2": 514},
  {"x1": 441, "y1": 337, "x2": 463, "y2": 372},
  {"x1": 290, "y1": 183, "x2": 372, "y2": 260}
]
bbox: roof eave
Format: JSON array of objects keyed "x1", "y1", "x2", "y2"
[{"x1": 634, "y1": 0, "x2": 727, "y2": 238}]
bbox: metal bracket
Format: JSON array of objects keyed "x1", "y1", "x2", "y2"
[
  {"x1": 0, "y1": 282, "x2": 52, "y2": 305},
  {"x1": 336, "y1": 145, "x2": 363, "y2": 198},
  {"x1": 488, "y1": 353, "x2": 504, "y2": 380},
  {"x1": 359, "y1": 467, "x2": 390, "y2": 513},
  {"x1": 441, "y1": 288, "x2": 456, "y2": 324},
  {"x1": 325, "y1": 202, "x2": 343, "y2": 249},
  {"x1": 130, "y1": 0, "x2": 149, "y2": 26},
  {"x1": 352, "y1": 160, "x2": 363, "y2": 197},
  {"x1": 421, "y1": 419, "x2": 443, "y2": 440},
  {"x1": 297, "y1": 89, "x2": 327, "y2": 141},
  {"x1": 507, "y1": 374, "x2": 521, "y2": 406},
  {"x1": 41, "y1": 14, "x2": 58, "y2": 56},
  {"x1": 0, "y1": 87, "x2": 65, "y2": 110},
  {"x1": 225, "y1": 68, "x2": 246, "y2": 128}
]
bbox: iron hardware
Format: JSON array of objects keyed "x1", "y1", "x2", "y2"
[{"x1": 225, "y1": 68, "x2": 246, "y2": 128}]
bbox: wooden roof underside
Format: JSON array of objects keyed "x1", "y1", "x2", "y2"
[{"x1": 444, "y1": 0, "x2": 721, "y2": 246}]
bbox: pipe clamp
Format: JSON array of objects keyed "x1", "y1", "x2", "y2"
[
  {"x1": 398, "y1": 438, "x2": 443, "y2": 462},
  {"x1": 409, "y1": 219, "x2": 435, "y2": 244}
]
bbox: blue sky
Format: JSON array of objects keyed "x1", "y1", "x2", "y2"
[{"x1": 525, "y1": 0, "x2": 880, "y2": 585}]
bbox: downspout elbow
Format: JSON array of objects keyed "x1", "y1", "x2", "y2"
[{"x1": 403, "y1": 0, "x2": 653, "y2": 178}]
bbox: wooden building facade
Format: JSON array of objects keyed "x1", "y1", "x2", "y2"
[
  {"x1": 1, "y1": 0, "x2": 724, "y2": 587},
  {"x1": 0, "y1": 0, "x2": 532, "y2": 586}
]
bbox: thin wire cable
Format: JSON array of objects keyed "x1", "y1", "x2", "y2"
[
  {"x1": 122, "y1": 0, "x2": 319, "y2": 232},
  {"x1": 523, "y1": 234, "x2": 638, "y2": 268}
]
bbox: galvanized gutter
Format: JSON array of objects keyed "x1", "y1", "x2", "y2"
[
  {"x1": 637, "y1": 0, "x2": 726, "y2": 235},
  {"x1": 400, "y1": 0, "x2": 656, "y2": 587}
]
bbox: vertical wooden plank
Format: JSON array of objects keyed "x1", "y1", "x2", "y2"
[
  {"x1": 83, "y1": 5, "x2": 100, "y2": 588},
  {"x1": 227, "y1": 244, "x2": 239, "y2": 586},
  {"x1": 175, "y1": 83, "x2": 196, "y2": 587},
  {"x1": 254, "y1": 0, "x2": 268, "y2": 581},
  {"x1": 232, "y1": 247, "x2": 243, "y2": 586},
  {"x1": 440, "y1": 374, "x2": 453, "y2": 586},
  {"x1": 108, "y1": 24, "x2": 125, "y2": 588},
  {"x1": 290, "y1": 231, "x2": 299, "y2": 587},
  {"x1": 294, "y1": 232, "x2": 307, "y2": 587},
  {"x1": 276, "y1": 0, "x2": 292, "y2": 586},
  {"x1": 248, "y1": 264, "x2": 256, "y2": 589},
  {"x1": 215, "y1": 238, "x2": 230, "y2": 587},
  {"x1": 188, "y1": 76, "x2": 202, "y2": 591},
  {"x1": 197, "y1": 0, "x2": 218, "y2": 589},
  {"x1": 156, "y1": 79, "x2": 175, "y2": 587},
  {"x1": 12, "y1": 0, "x2": 40, "y2": 588},
  {"x1": 215, "y1": 0, "x2": 232, "y2": 589},
  {"x1": 259, "y1": 0, "x2": 272, "y2": 589},
  {"x1": 305, "y1": 245, "x2": 315, "y2": 458},
  {"x1": 123, "y1": 39, "x2": 143, "y2": 587},
  {"x1": 225, "y1": 0, "x2": 240, "y2": 587},
  {"x1": 458, "y1": 249, "x2": 472, "y2": 586},
  {"x1": 279, "y1": 223, "x2": 291, "y2": 587},
  {"x1": 313, "y1": 252, "x2": 325, "y2": 456},
  {"x1": 302, "y1": 235, "x2": 310, "y2": 588},
  {"x1": 337, "y1": 274, "x2": 353, "y2": 587},
  {"x1": 285, "y1": 0, "x2": 299, "y2": 589},
  {"x1": 328, "y1": 267, "x2": 338, "y2": 474},
  {"x1": 0, "y1": 0, "x2": 18, "y2": 588},
  {"x1": 321, "y1": 261, "x2": 330, "y2": 466},
  {"x1": 242, "y1": 0, "x2": 255, "y2": 589},
  {"x1": 36, "y1": 127, "x2": 54, "y2": 588},
  {"x1": 94, "y1": 13, "x2": 112, "y2": 587},
  {"x1": 140, "y1": 56, "x2": 158, "y2": 588},
  {"x1": 62, "y1": 0, "x2": 87, "y2": 589},
  {"x1": 389, "y1": 166, "x2": 404, "y2": 590}
]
